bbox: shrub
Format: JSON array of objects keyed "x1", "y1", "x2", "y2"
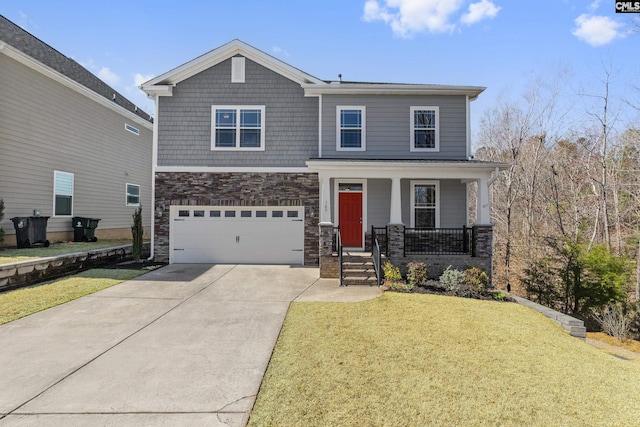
[
  {"x1": 407, "y1": 262, "x2": 427, "y2": 288},
  {"x1": 383, "y1": 260, "x2": 403, "y2": 282},
  {"x1": 591, "y1": 303, "x2": 635, "y2": 339},
  {"x1": 131, "y1": 207, "x2": 143, "y2": 262},
  {"x1": 464, "y1": 266, "x2": 489, "y2": 292},
  {"x1": 439, "y1": 266, "x2": 465, "y2": 291},
  {"x1": 0, "y1": 198, "x2": 4, "y2": 244},
  {"x1": 492, "y1": 291, "x2": 509, "y2": 301}
]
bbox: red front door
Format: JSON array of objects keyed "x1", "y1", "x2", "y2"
[{"x1": 339, "y1": 192, "x2": 363, "y2": 247}]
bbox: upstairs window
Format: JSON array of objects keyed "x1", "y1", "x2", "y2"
[
  {"x1": 126, "y1": 183, "x2": 140, "y2": 206},
  {"x1": 337, "y1": 106, "x2": 365, "y2": 151},
  {"x1": 54, "y1": 171, "x2": 74, "y2": 216},
  {"x1": 211, "y1": 106, "x2": 265, "y2": 150},
  {"x1": 411, "y1": 106, "x2": 439, "y2": 152}
]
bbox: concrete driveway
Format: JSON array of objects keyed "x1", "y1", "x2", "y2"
[{"x1": 0, "y1": 264, "x2": 380, "y2": 426}]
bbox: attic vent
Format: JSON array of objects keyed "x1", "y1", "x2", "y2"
[
  {"x1": 231, "y1": 57, "x2": 245, "y2": 83},
  {"x1": 125, "y1": 123, "x2": 140, "y2": 135}
]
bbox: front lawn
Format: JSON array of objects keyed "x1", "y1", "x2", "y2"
[
  {"x1": 0, "y1": 268, "x2": 152, "y2": 325},
  {"x1": 0, "y1": 239, "x2": 133, "y2": 265},
  {"x1": 249, "y1": 293, "x2": 640, "y2": 426}
]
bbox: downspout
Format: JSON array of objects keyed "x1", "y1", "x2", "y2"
[
  {"x1": 486, "y1": 166, "x2": 500, "y2": 289},
  {"x1": 146, "y1": 94, "x2": 159, "y2": 261}
]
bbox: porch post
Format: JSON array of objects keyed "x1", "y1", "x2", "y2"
[
  {"x1": 390, "y1": 176, "x2": 402, "y2": 224},
  {"x1": 319, "y1": 173, "x2": 332, "y2": 225},
  {"x1": 476, "y1": 176, "x2": 491, "y2": 225}
]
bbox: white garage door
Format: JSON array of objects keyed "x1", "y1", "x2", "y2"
[{"x1": 170, "y1": 206, "x2": 304, "y2": 265}]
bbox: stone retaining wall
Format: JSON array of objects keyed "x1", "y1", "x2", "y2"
[
  {"x1": 0, "y1": 243, "x2": 150, "y2": 292},
  {"x1": 511, "y1": 295, "x2": 587, "y2": 339}
]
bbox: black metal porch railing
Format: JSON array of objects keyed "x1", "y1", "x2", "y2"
[
  {"x1": 334, "y1": 226, "x2": 344, "y2": 287},
  {"x1": 371, "y1": 226, "x2": 386, "y2": 286},
  {"x1": 371, "y1": 226, "x2": 387, "y2": 256},
  {"x1": 404, "y1": 226, "x2": 472, "y2": 256}
]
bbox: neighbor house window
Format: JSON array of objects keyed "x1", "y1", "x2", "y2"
[
  {"x1": 126, "y1": 183, "x2": 140, "y2": 206},
  {"x1": 411, "y1": 181, "x2": 439, "y2": 228},
  {"x1": 54, "y1": 171, "x2": 74, "y2": 216},
  {"x1": 410, "y1": 106, "x2": 439, "y2": 152},
  {"x1": 337, "y1": 106, "x2": 365, "y2": 150},
  {"x1": 211, "y1": 106, "x2": 265, "y2": 150}
]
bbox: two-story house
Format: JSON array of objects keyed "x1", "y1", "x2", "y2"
[
  {"x1": 142, "y1": 39, "x2": 505, "y2": 280},
  {"x1": 0, "y1": 16, "x2": 153, "y2": 247}
]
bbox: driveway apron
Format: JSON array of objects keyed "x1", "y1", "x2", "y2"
[{"x1": 0, "y1": 264, "x2": 321, "y2": 426}]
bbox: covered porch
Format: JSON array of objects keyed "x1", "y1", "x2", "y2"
[{"x1": 306, "y1": 159, "x2": 505, "y2": 281}]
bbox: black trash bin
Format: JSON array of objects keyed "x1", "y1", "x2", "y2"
[
  {"x1": 11, "y1": 217, "x2": 50, "y2": 248},
  {"x1": 72, "y1": 217, "x2": 101, "y2": 242}
]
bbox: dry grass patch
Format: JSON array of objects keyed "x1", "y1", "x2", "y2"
[
  {"x1": 588, "y1": 332, "x2": 640, "y2": 354},
  {"x1": 0, "y1": 239, "x2": 132, "y2": 264},
  {"x1": 0, "y1": 268, "x2": 149, "y2": 325},
  {"x1": 249, "y1": 293, "x2": 640, "y2": 426}
]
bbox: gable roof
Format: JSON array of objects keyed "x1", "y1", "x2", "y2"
[
  {"x1": 141, "y1": 39, "x2": 326, "y2": 95},
  {"x1": 0, "y1": 15, "x2": 152, "y2": 124},
  {"x1": 141, "y1": 39, "x2": 485, "y2": 100}
]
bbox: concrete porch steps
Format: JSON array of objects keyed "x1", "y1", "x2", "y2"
[{"x1": 341, "y1": 253, "x2": 382, "y2": 286}]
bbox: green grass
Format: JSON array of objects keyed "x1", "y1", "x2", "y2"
[
  {"x1": 0, "y1": 239, "x2": 132, "y2": 264},
  {"x1": 249, "y1": 293, "x2": 640, "y2": 426},
  {"x1": 0, "y1": 268, "x2": 150, "y2": 325}
]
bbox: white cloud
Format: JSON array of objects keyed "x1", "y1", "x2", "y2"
[
  {"x1": 272, "y1": 46, "x2": 290, "y2": 57},
  {"x1": 588, "y1": 0, "x2": 601, "y2": 12},
  {"x1": 363, "y1": 0, "x2": 500, "y2": 37},
  {"x1": 363, "y1": 0, "x2": 466, "y2": 37},
  {"x1": 461, "y1": 0, "x2": 501, "y2": 25},
  {"x1": 572, "y1": 14, "x2": 623, "y2": 47},
  {"x1": 134, "y1": 73, "x2": 154, "y2": 87},
  {"x1": 97, "y1": 67, "x2": 120, "y2": 86}
]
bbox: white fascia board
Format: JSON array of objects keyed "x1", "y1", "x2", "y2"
[
  {"x1": 140, "y1": 84, "x2": 173, "y2": 97},
  {"x1": 155, "y1": 166, "x2": 311, "y2": 173},
  {"x1": 0, "y1": 42, "x2": 153, "y2": 130},
  {"x1": 306, "y1": 160, "x2": 509, "y2": 180},
  {"x1": 303, "y1": 83, "x2": 485, "y2": 99},
  {"x1": 141, "y1": 39, "x2": 326, "y2": 92}
]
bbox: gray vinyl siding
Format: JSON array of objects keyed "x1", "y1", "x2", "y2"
[
  {"x1": 157, "y1": 57, "x2": 318, "y2": 167},
  {"x1": 321, "y1": 94, "x2": 467, "y2": 160},
  {"x1": 367, "y1": 179, "x2": 391, "y2": 227},
  {"x1": 0, "y1": 54, "x2": 152, "y2": 236},
  {"x1": 328, "y1": 178, "x2": 464, "y2": 228},
  {"x1": 401, "y1": 179, "x2": 467, "y2": 227}
]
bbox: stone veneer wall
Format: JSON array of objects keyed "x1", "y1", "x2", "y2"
[{"x1": 154, "y1": 172, "x2": 319, "y2": 264}]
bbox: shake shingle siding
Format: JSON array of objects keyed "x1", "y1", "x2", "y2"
[
  {"x1": 321, "y1": 94, "x2": 467, "y2": 160},
  {"x1": 157, "y1": 57, "x2": 318, "y2": 167}
]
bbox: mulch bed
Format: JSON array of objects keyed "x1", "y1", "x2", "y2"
[
  {"x1": 102, "y1": 260, "x2": 167, "y2": 270},
  {"x1": 385, "y1": 279, "x2": 515, "y2": 302}
]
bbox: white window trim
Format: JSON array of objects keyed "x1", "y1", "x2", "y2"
[
  {"x1": 333, "y1": 179, "x2": 367, "y2": 249},
  {"x1": 53, "y1": 170, "x2": 74, "y2": 217},
  {"x1": 410, "y1": 106, "x2": 440, "y2": 152},
  {"x1": 126, "y1": 183, "x2": 141, "y2": 207},
  {"x1": 211, "y1": 105, "x2": 265, "y2": 151},
  {"x1": 336, "y1": 106, "x2": 366, "y2": 152},
  {"x1": 410, "y1": 180, "x2": 440, "y2": 228}
]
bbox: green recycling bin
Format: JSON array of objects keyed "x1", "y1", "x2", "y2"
[{"x1": 72, "y1": 217, "x2": 101, "y2": 242}]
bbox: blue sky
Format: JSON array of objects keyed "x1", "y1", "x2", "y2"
[{"x1": 2, "y1": 1, "x2": 638, "y2": 135}]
